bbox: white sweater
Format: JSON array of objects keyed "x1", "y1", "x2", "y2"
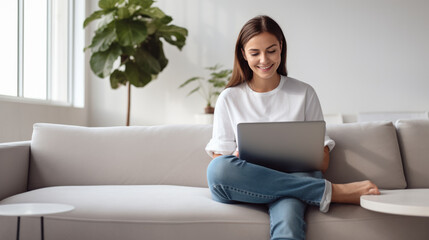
[{"x1": 205, "y1": 75, "x2": 335, "y2": 157}]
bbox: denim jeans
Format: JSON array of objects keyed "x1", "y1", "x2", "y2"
[{"x1": 207, "y1": 155, "x2": 330, "y2": 240}]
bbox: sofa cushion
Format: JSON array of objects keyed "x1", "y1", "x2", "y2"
[
  {"x1": 29, "y1": 124, "x2": 213, "y2": 190},
  {"x1": 395, "y1": 119, "x2": 429, "y2": 188},
  {"x1": 324, "y1": 121, "x2": 406, "y2": 189},
  {"x1": 0, "y1": 185, "x2": 269, "y2": 240}
]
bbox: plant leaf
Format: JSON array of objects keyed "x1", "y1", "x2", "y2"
[
  {"x1": 211, "y1": 69, "x2": 232, "y2": 78},
  {"x1": 187, "y1": 86, "x2": 200, "y2": 96},
  {"x1": 125, "y1": 62, "x2": 151, "y2": 87},
  {"x1": 135, "y1": 48, "x2": 161, "y2": 75},
  {"x1": 83, "y1": 10, "x2": 106, "y2": 28},
  {"x1": 206, "y1": 64, "x2": 221, "y2": 71},
  {"x1": 146, "y1": 15, "x2": 172, "y2": 35},
  {"x1": 110, "y1": 69, "x2": 127, "y2": 89},
  {"x1": 179, "y1": 77, "x2": 201, "y2": 88},
  {"x1": 121, "y1": 46, "x2": 136, "y2": 56},
  {"x1": 142, "y1": 37, "x2": 168, "y2": 71},
  {"x1": 156, "y1": 41, "x2": 169, "y2": 71},
  {"x1": 129, "y1": 0, "x2": 154, "y2": 8},
  {"x1": 99, "y1": 0, "x2": 122, "y2": 10},
  {"x1": 117, "y1": 6, "x2": 131, "y2": 19},
  {"x1": 89, "y1": 43, "x2": 122, "y2": 78},
  {"x1": 115, "y1": 19, "x2": 148, "y2": 46},
  {"x1": 88, "y1": 24, "x2": 116, "y2": 52},
  {"x1": 139, "y1": 7, "x2": 167, "y2": 19},
  {"x1": 94, "y1": 10, "x2": 116, "y2": 34},
  {"x1": 158, "y1": 25, "x2": 188, "y2": 50}
]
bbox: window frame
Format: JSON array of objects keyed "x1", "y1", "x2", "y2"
[{"x1": 0, "y1": 0, "x2": 85, "y2": 108}]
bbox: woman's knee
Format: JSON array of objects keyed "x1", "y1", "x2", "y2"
[
  {"x1": 206, "y1": 155, "x2": 239, "y2": 203},
  {"x1": 207, "y1": 155, "x2": 237, "y2": 185}
]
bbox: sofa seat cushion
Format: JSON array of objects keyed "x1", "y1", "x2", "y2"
[{"x1": 0, "y1": 185, "x2": 270, "y2": 240}]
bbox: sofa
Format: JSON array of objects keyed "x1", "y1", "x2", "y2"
[{"x1": 0, "y1": 119, "x2": 429, "y2": 240}]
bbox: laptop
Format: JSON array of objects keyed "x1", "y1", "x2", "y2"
[{"x1": 237, "y1": 121, "x2": 326, "y2": 172}]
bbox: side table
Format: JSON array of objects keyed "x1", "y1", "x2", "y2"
[
  {"x1": 0, "y1": 203, "x2": 74, "y2": 240},
  {"x1": 360, "y1": 189, "x2": 429, "y2": 217}
]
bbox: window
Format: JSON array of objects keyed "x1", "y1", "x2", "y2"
[{"x1": 0, "y1": 0, "x2": 85, "y2": 107}]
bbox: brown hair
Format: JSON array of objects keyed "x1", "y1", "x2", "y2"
[{"x1": 226, "y1": 15, "x2": 287, "y2": 88}]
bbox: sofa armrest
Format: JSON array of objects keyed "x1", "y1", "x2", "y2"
[{"x1": 0, "y1": 141, "x2": 30, "y2": 200}]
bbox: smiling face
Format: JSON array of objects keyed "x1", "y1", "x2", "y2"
[{"x1": 242, "y1": 32, "x2": 282, "y2": 83}]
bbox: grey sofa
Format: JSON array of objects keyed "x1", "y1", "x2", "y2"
[{"x1": 1, "y1": 120, "x2": 429, "y2": 240}]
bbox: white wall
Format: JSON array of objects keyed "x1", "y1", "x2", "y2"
[
  {"x1": 88, "y1": 0, "x2": 429, "y2": 126},
  {"x1": 0, "y1": 100, "x2": 87, "y2": 143}
]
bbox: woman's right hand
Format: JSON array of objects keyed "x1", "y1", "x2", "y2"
[{"x1": 212, "y1": 151, "x2": 239, "y2": 159}]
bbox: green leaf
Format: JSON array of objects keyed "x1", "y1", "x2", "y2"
[
  {"x1": 139, "y1": 7, "x2": 167, "y2": 19},
  {"x1": 140, "y1": 37, "x2": 169, "y2": 70},
  {"x1": 135, "y1": 48, "x2": 161, "y2": 75},
  {"x1": 110, "y1": 70, "x2": 127, "y2": 89},
  {"x1": 125, "y1": 62, "x2": 151, "y2": 87},
  {"x1": 146, "y1": 15, "x2": 172, "y2": 35},
  {"x1": 90, "y1": 43, "x2": 122, "y2": 78},
  {"x1": 158, "y1": 25, "x2": 188, "y2": 50},
  {"x1": 121, "y1": 46, "x2": 136, "y2": 56},
  {"x1": 99, "y1": 0, "x2": 121, "y2": 10},
  {"x1": 141, "y1": 37, "x2": 168, "y2": 71},
  {"x1": 115, "y1": 19, "x2": 148, "y2": 46},
  {"x1": 212, "y1": 80, "x2": 227, "y2": 88},
  {"x1": 211, "y1": 69, "x2": 232, "y2": 78},
  {"x1": 117, "y1": 7, "x2": 130, "y2": 19},
  {"x1": 83, "y1": 10, "x2": 106, "y2": 28},
  {"x1": 206, "y1": 64, "x2": 221, "y2": 71},
  {"x1": 95, "y1": 11, "x2": 115, "y2": 33},
  {"x1": 156, "y1": 41, "x2": 169, "y2": 71},
  {"x1": 129, "y1": 0, "x2": 154, "y2": 9},
  {"x1": 88, "y1": 24, "x2": 116, "y2": 52},
  {"x1": 179, "y1": 77, "x2": 201, "y2": 88},
  {"x1": 187, "y1": 87, "x2": 200, "y2": 96}
]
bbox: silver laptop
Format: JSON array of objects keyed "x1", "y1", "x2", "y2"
[{"x1": 237, "y1": 121, "x2": 325, "y2": 172}]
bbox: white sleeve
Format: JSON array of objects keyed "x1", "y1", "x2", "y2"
[
  {"x1": 305, "y1": 87, "x2": 336, "y2": 151},
  {"x1": 205, "y1": 92, "x2": 237, "y2": 157}
]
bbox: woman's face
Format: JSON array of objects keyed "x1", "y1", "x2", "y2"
[{"x1": 242, "y1": 32, "x2": 282, "y2": 82}]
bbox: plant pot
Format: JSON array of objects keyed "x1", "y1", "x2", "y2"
[{"x1": 205, "y1": 106, "x2": 215, "y2": 114}]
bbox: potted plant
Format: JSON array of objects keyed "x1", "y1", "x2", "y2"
[
  {"x1": 179, "y1": 64, "x2": 232, "y2": 114},
  {"x1": 84, "y1": 0, "x2": 188, "y2": 126}
]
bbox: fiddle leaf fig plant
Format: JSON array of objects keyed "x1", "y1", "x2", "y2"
[
  {"x1": 180, "y1": 64, "x2": 232, "y2": 113},
  {"x1": 84, "y1": 0, "x2": 188, "y2": 125}
]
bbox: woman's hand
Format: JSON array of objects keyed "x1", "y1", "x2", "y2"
[
  {"x1": 320, "y1": 146, "x2": 330, "y2": 173},
  {"x1": 212, "y1": 151, "x2": 239, "y2": 159}
]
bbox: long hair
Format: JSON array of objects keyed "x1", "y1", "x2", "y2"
[{"x1": 226, "y1": 15, "x2": 287, "y2": 88}]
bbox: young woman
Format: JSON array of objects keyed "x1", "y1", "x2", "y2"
[{"x1": 205, "y1": 15, "x2": 380, "y2": 240}]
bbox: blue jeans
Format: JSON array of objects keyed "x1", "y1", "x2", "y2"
[{"x1": 207, "y1": 155, "x2": 330, "y2": 240}]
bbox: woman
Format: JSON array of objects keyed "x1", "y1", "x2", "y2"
[{"x1": 205, "y1": 15, "x2": 380, "y2": 240}]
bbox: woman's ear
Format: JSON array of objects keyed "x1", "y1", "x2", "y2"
[{"x1": 241, "y1": 48, "x2": 247, "y2": 61}]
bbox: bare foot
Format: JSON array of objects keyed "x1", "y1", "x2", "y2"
[{"x1": 331, "y1": 180, "x2": 380, "y2": 205}]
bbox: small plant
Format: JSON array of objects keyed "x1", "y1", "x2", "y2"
[{"x1": 179, "y1": 64, "x2": 232, "y2": 113}]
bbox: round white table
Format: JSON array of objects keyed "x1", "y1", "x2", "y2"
[
  {"x1": 0, "y1": 203, "x2": 74, "y2": 240},
  {"x1": 360, "y1": 189, "x2": 429, "y2": 217}
]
